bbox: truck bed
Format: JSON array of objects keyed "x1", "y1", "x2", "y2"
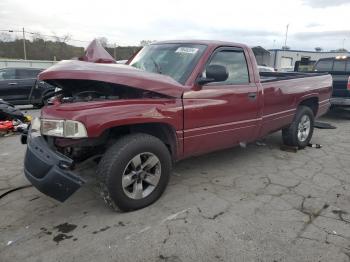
[{"x1": 260, "y1": 72, "x2": 328, "y2": 82}]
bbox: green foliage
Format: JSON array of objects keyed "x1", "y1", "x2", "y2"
[
  {"x1": 0, "y1": 39, "x2": 140, "y2": 61},
  {"x1": 0, "y1": 39, "x2": 84, "y2": 60},
  {"x1": 105, "y1": 46, "x2": 141, "y2": 61}
]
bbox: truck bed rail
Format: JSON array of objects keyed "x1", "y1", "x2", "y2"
[{"x1": 260, "y1": 72, "x2": 329, "y2": 82}]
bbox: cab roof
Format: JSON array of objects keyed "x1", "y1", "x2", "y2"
[{"x1": 152, "y1": 40, "x2": 248, "y2": 49}]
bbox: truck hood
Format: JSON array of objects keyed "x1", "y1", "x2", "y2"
[
  {"x1": 39, "y1": 60, "x2": 185, "y2": 98},
  {"x1": 78, "y1": 39, "x2": 116, "y2": 64}
]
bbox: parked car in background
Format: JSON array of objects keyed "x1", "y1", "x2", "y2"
[
  {"x1": 0, "y1": 67, "x2": 54, "y2": 107},
  {"x1": 314, "y1": 56, "x2": 350, "y2": 107},
  {"x1": 23, "y1": 40, "x2": 332, "y2": 211}
]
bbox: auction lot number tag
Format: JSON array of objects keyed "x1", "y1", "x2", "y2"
[{"x1": 175, "y1": 47, "x2": 199, "y2": 54}]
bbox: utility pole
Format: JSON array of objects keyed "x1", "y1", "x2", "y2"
[
  {"x1": 22, "y1": 27, "x2": 27, "y2": 60},
  {"x1": 114, "y1": 43, "x2": 117, "y2": 59},
  {"x1": 284, "y1": 24, "x2": 289, "y2": 49}
]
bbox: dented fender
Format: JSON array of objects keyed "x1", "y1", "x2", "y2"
[{"x1": 41, "y1": 98, "x2": 184, "y2": 137}]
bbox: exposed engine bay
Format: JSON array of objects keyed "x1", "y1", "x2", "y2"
[
  {"x1": 42, "y1": 79, "x2": 169, "y2": 163},
  {"x1": 45, "y1": 79, "x2": 167, "y2": 103}
]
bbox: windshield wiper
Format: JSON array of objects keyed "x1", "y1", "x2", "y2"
[{"x1": 150, "y1": 57, "x2": 162, "y2": 74}]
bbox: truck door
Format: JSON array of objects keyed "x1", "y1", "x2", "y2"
[
  {"x1": 183, "y1": 47, "x2": 260, "y2": 157},
  {"x1": 0, "y1": 68, "x2": 17, "y2": 102},
  {"x1": 14, "y1": 68, "x2": 38, "y2": 103}
]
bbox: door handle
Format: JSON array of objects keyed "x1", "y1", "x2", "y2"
[
  {"x1": 8, "y1": 82, "x2": 17, "y2": 85},
  {"x1": 247, "y1": 92, "x2": 257, "y2": 100}
]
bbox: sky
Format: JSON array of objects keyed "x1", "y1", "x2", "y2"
[{"x1": 0, "y1": 0, "x2": 349, "y2": 51}]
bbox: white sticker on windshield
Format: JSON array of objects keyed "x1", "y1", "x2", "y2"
[{"x1": 175, "y1": 47, "x2": 199, "y2": 54}]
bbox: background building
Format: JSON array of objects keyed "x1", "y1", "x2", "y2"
[
  {"x1": 252, "y1": 46, "x2": 350, "y2": 71},
  {"x1": 267, "y1": 49, "x2": 350, "y2": 71}
]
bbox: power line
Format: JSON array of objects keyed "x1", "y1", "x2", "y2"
[
  {"x1": 1, "y1": 28, "x2": 135, "y2": 47},
  {"x1": 1, "y1": 27, "x2": 93, "y2": 60},
  {"x1": 0, "y1": 28, "x2": 91, "y2": 43}
]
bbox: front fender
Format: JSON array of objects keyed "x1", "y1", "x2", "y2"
[{"x1": 41, "y1": 99, "x2": 184, "y2": 138}]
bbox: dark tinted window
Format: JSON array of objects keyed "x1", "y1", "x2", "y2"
[
  {"x1": 346, "y1": 61, "x2": 350, "y2": 72},
  {"x1": 333, "y1": 60, "x2": 346, "y2": 71},
  {"x1": 16, "y1": 69, "x2": 40, "y2": 79},
  {"x1": 315, "y1": 59, "x2": 333, "y2": 71},
  {"x1": 0, "y1": 68, "x2": 16, "y2": 80},
  {"x1": 206, "y1": 50, "x2": 249, "y2": 84}
]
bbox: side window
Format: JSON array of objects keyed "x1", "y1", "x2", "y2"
[
  {"x1": 16, "y1": 69, "x2": 38, "y2": 79},
  {"x1": 315, "y1": 60, "x2": 333, "y2": 72},
  {"x1": 205, "y1": 49, "x2": 249, "y2": 84},
  {"x1": 333, "y1": 60, "x2": 346, "y2": 72},
  {"x1": 0, "y1": 68, "x2": 16, "y2": 80},
  {"x1": 34, "y1": 69, "x2": 42, "y2": 76}
]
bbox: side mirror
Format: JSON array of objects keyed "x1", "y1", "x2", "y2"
[{"x1": 197, "y1": 64, "x2": 228, "y2": 85}]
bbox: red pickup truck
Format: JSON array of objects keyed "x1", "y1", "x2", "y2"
[{"x1": 23, "y1": 40, "x2": 332, "y2": 211}]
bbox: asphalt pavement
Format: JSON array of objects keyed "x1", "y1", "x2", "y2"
[{"x1": 1, "y1": 108, "x2": 350, "y2": 262}]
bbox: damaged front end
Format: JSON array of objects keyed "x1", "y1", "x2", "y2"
[
  {"x1": 45, "y1": 79, "x2": 168, "y2": 105},
  {"x1": 22, "y1": 40, "x2": 184, "y2": 203},
  {"x1": 23, "y1": 78, "x2": 178, "y2": 202},
  {"x1": 23, "y1": 126, "x2": 85, "y2": 202}
]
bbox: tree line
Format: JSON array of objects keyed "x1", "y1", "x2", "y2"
[{"x1": 0, "y1": 36, "x2": 141, "y2": 61}]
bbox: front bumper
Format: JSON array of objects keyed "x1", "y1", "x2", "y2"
[
  {"x1": 23, "y1": 132, "x2": 85, "y2": 202},
  {"x1": 330, "y1": 97, "x2": 350, "y2": 106}
]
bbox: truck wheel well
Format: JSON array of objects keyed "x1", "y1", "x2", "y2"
[
  {"x1": 299, "y1": 97, "x2": 318, "y2": 116},
  {"x1": 106, "y1": 123, "x2": 177, "y2": 159}
]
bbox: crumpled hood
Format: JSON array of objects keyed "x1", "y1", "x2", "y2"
[
  {"x1": 78, "y1": 39, "x2": 116, "y2": 63},
  {"x1": 39, "y1": 60, "x2": 185, "y2": 98}
]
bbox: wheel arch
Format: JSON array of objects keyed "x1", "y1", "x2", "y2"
[
  {"x1": 298, "y1": 96, "x2": 319, "y2": 116},
  {"x1": 103, "y1": 122, "x2": 178, "y2": 160}
]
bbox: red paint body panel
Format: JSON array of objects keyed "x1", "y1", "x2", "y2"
[
  {"x1": 259, "y1": 74, "x2": 332, "y2": 137},
  {"x1": 40, "y1": 40, "x2": 332, "y2": 161},
  {"x1": 42, "y1": 99, "x2": 184, "y2": 158},
  {"x1": 182, "y1": 83, "x2": 260, "y2": 157}
]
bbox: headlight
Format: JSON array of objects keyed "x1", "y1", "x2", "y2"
[
  {"x1": 64, "y1": 120, "x2": 88, "y2": 138},
  {"x1": 41, "y1": 119, "x2": 64, "y2": 137},
  {"x1": 40, "y1": 119, "x2": 87, "y2": 138}
]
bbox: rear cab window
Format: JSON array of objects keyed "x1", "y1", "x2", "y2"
[
  {"x1": 314, "y1": 59, "x2": 333, "y2": 72},
  {"x1": 333, "y1": 60, "x2": 346, "y2": 71},
  {"x1": 315, "y1": 58, "x2": 350, "y2": 73}
]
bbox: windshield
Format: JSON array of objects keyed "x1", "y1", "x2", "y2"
[{"x1": 129, "y1": 43, "x2": 206, "y2": 84}]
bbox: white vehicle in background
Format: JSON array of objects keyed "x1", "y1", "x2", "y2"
[{"x1": 258, "y1": 65, "x2": 275, "y2": 72}]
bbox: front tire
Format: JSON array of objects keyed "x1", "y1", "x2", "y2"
[
  {"x1": 97, "y1": 133, "x2": 172, "y2": 211},
  {"x1": 282, "y1": 106, "x2": 314, "y2": 149}
]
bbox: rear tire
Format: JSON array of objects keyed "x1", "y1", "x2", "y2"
[
  {"x1": 97, "y1": 133, "x2": 172, "y2": 211},
  {"x1": 282, "y1": 106, "x2": 314, "y2": 149}
]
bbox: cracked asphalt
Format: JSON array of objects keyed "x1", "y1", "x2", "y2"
[{"x1": 0, "y1": 108, "x2": 350, "y2": 262}]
